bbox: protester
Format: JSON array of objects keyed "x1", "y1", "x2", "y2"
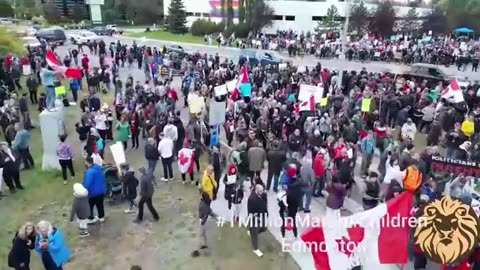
[
  {"x1": 200, "y1": 165, "x2": 217, "y2": 200},
  {"x1": 121, "y1": 163, "x2": 139, "y2": 214},
  {"x1": 135, "y1": 167, "x2": 159, "y2": 223},
  {"x1": 158, "y1": 132, "x2": 174, "y2": 182},
  {"x1": 83, "y1": 156, "x2": 106, "y2": 223},
  {"x1": 69, "y1": 183, "x2": 90, "y2": 237},
  {"x1": 144, "y1": 137, "x2": 159, "y2": 176},
  {"x1": 8, "y1": 222, "x2": 35, "y2": 270},
  {"x1": 56, "y1": 135, "x2": 75, "y2": 184},
  {"x1": 12, "y1": 123, "x2": 34, "y2": 170},
  {"x1": 247, "y1": 184, "x2": 268, "y2": 257},
  {"x1": 35, "y1": 220, "x2": 71, "y2": 270}
]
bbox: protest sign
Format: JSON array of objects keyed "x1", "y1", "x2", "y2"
[
  {"x1": 209, "y1": 100, "x2": 226, "y2": 125},
  {"x1": 22, "y1": 65, "x2": 31, "y2": 76},
  {"x1": 320, "y1": 97, "x2": 328, "y2": 107},
  {"x1": 299, "y1": 84, "x2": 323, "y2": 103},
  {"x1": 226, "y1": 80, "x2": 237, "y2": 92},
  {"x1": 361, "y1": 98, "x2": 371, "y2": 112},
  {"x1": 214, "y1": 84, "x2": 228, "y2": 97},
  {"x1": 55, "y1": 86, "x2": 66, "y2": 96},
  {"x1": 109, "y1": 141, "x2": 126, "y2": 173},
  {"x1": 188, "y1": 94, "x2": 205, "y2": 114}
]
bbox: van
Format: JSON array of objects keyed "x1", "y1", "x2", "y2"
[{"x1": 35, "y1": 27, "x2": 67, "y2": 45}]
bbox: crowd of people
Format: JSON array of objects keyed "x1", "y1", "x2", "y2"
[{"x1": 3, "y1": 30, "x2": 480, "y2": 270}]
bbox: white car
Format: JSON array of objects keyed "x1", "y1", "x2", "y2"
[
  {"x1": 22, "y1": 36, "x2": 41, "y2": 48},
  {"x1": 106, "y1": 24, "x2": 123, "y2": 34},
  {"x1": 69, "y1": 31, "x2": 102, "y2": 44}
]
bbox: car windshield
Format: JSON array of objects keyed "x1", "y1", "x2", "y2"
[{"x1": 82, "y1": 32, "x2": 96, "y2": 37}]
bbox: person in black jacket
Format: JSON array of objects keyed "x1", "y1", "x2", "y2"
[
  {"x1": 0, "y1": 142, "x2": 23, "y2": 192},
  {"x1": 8, "y1": 222, "x2": 35, "y2": 270},
  {"x1": 121, "y1": 163, "x2": 139, "y2": 214},
  {"x1": 26, "y1": 74, "x2": 38, "y2": 104},
  {"x1": 247, "y1": 184, "x2": 268, "y2": 257},
  {"x1": 266, "y1": 143, "x2": 287, "y2": 192},
  {"x1": 144, "y1": 138, "x2": 160, "y2": 176}
]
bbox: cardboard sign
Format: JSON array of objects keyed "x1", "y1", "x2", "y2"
[
  {"x1": 209, "y1": 100, "x2": 226, "y2": 125},
  {"x1": 109, "y1": 141, "x2": 126, "y2": 173},
  {"x1": 214, "y1": 84, "x2": 228, "y2": 97},
  {"x1": 188, "y1": 94, "x2": 205, "y2": 114},
  {"x1": 299, "y1": 84, "x2": 323, "y2": 103},
  {"x1": 320, "y1": 97, "x2": 328, "y2": 107}
]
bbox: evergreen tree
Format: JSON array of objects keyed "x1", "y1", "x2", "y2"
[
  {"x1": 400, "y1": 7, "x2": 420, "y2": 34},
  {"x1": 315, "y1": 5, "x2": 341, "y2": 33},
  {"x1": 369, "y1": 0, "x2": 396, "y2": 37},
  {"x1": 166, "y1": 0, "x2": 187, "y2": 34},
  {"x1": 226, "y1": 0, "x2": 234, "y2": 26},
  {"x1": 349, "y1": 1, "x2": 370, "y2": 36},
  {"x1": 43, "y1": 0, "x2": 61, "y2": 24}
]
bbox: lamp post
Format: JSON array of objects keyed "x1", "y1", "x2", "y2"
[{"x1": 338, "y1": 0, "x2": 351, "y2": 88}]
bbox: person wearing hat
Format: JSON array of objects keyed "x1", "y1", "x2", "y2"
[
  {"x1": 401, "y1": 118, "x2": 417, "y2": 141},
  {"x1": 70, "y1": 183, "x2": 90, "y2": 237}
]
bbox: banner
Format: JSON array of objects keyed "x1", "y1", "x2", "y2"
[
  {"x1": 299, "y1": 84, "x2": 324, "y2": 103},
  {"x1": 209, "y1": 100, "x2": 226, "y2": 125},
  {"x1": 431, "y1": 155, "x2": 480, "y2": 177},
  {"x1": 214, "y1": 84, "x2": 228, "y2": 97}
]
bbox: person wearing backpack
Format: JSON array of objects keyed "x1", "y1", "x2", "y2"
[{"x1": 404, "y1": 164, "x2": 423, "y2": 192}]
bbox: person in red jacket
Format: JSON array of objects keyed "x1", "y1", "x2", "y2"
[
  {"x1": 442, "y1": 259, "x2": 471, "y2": 270},
  {"x1": 313, "y1": 149, "x2": 327, "y2": 197}
]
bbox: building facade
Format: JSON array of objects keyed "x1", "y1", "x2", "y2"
[{"x1": 163, "y1": 0, "x2": 432, "y2": 33}]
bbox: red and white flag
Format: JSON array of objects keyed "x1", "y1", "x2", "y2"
[
  {"x1": 440, "y1": 79, "x2": 464, "y2": 103},
  {"x1": 45, "y1": 50, "x2": 82, "y2": 79},
  {"x1": 301, "y1": 191, "x2": 414, "y2": 270},
  {"x1": 177, "y1": 148, "x2": 194, "y2": 174},
  {"x1": 296, "y1": 95, "x2": 316, "y2": 114}
]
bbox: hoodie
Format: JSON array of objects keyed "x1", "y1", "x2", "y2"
[
  {"x1": 70, "y1": 183, "x2": 90, "y2": 220},
  {"x1": 83, "y1": 164, "x2": 106, "y2": 197}
]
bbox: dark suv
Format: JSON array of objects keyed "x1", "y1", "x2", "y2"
[
  {"x1": 35, "y1": 28, "x2": 67, "y2": 45},
  {"x1": 90, "y1": 26, "x2": 112, "y2": 36}
]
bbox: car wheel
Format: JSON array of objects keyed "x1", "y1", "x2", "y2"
[
  {"x1": 119, "y1": 31, "x2": 123, "y2": 35},
  {"x1": 60, "y1": 42, "x2": 64, "y2": 46}
]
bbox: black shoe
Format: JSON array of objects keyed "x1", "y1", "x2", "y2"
[
  {"x1": 200, "y1": 245, "x2": 208, "y2": 249},
  {"x1": 9, "y1": 188, "x2": 16, "y2": 193},
  {"x1": 152, "y1": 218, "x2": 159, "y2": 222},
  {"x1": 17, "y1": 186, "x2": 25, "y2": 190},
  {"x1": 133, "y1": 219, "x2": 142, "y2": 223},
  {"x1": 312, "y1": 194, "x2": 320, "y2": 198},
  {"x1": 304, "y1": 209, "x2": 311, "y2": 214}
]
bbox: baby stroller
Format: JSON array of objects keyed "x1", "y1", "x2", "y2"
[{"x1": 103, "y1": 164, "x2": 123, "y2": 202}]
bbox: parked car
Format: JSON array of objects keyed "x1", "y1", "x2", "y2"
[
  {"x1": 68, "y1": 30, "x2": 102, "y2": 44},
  {"x1": 167, "y1": 45, "x2": 185, "y2": 53},
  {"x1": 106, "y1": 24, "x2": 123, "y2": 34},
  {"x1": 238, "y1": 49, "x2": 291, "y2": 67},
  {"x1": 90, "y1": 26, "x2": 112, "y2": 36},
  {"x1": 22, "y1": 36, "x2": 41, "y2": 48},
  {"x1": 35, "y1": 27, "x2": 67, "y2": 45}
]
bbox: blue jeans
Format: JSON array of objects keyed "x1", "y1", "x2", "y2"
[
  {"x1": 147, "y1": 159, "x2": 157, "y2": 175},
  {"x1": 45, "y1": 85, "x2": 55, "y2": 109},
  {"x1": 446, "y1": 146, "x2": 456, "y2": 158},
  {"x1": 266, "y1": 169, "x2": 280, "y2": 192}
]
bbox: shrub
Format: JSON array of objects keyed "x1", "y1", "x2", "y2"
[
  {"x1": 224, "y1": 22, "x2": 250, "y2": 38},
  {"x1": 190, "y1": 19, "x2": 225, "y2": 36}
]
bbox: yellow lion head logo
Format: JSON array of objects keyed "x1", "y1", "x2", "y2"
[{"x1": 414, "y1": 197, "x2": 480, "y2": 264}]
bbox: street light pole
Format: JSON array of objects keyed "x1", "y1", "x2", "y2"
[{"x1": 338, "y1": 0, "x2": 351, "y2": 90}]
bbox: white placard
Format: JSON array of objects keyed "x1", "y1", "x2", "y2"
[
  {"x1": 109, "y1": 142, "x2": 126, "y2": 171},
  {"x1": 226, "y1": 80, "x2": 237, "y2": 92},
  {"x1": 209, "y1": 100, "x2": 226, "y2": 125},
  {"x1": 188, "y1": 94, "x2": 205, "y2": 114},
  {"x1": 279, "y1": 63, "x2": 287, "y2": 69},
  {"x1": 22, "y1": 65, "x2": 31, "y2": 76},
  {"x1": 214, "y1": 84, "x2": 228, "y2": 97},
  {"x1": 299, "y1": 84, "x2": 324, "y2": 103},
  {"x1": 374, "y1": 52, "x2": 381, "y2": 57}
]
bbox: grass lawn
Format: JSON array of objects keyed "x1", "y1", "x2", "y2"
[{"x1": 128, "y1": 31, "x2": 204, "y2": 45}]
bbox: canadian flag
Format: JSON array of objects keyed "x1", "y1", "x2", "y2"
[
  {"x1": 177, "y1": 148, "x2": 194, "y2": 174},
  {"x1": 296, "y1": 95, "x2": 316, "y2": 114},
  {"x1": 440, "y1": 79, "x2": 464, "y2": 103},
  {"x1": 45, "y1": 50, "x2": 82, "y2": 79},
  {"x1": 301, "y1": 191, "x2": 414, "y2": 270}
]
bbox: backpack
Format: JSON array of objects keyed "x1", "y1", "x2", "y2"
[{"x1": 404, "y1": 165, "x2": 422, "y2": 191}]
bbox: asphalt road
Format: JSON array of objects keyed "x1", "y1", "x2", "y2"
[{"x1": 53, "y1": 39, "x2": 442, "y2": 270}]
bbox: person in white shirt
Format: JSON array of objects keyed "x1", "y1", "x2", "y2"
[
  {"x1": 157, "y1": 132, "x2": 174, "y2": 182},
  {"x1": 163, "y1": 119, "x2": 178, "y2": 157},
  {"x1": 401, "y1": 118, "x2": 417, "y2": 141},
  {"x1": 94, "y1": 110, "x2": 108, "y2": 141}
]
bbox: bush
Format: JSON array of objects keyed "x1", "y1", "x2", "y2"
[
  {"x1": 224, "y1": 22, "x2": 250, "y2": 38},
  {"x1": 0, "y1": 0, "x2": 14, "y2": 18},
  {"x1": 32, "y1": 16, "x2": 46, "y2": 25},
  {"x1": 190, "y1": 19, "x2": 225, "y2": 36}
]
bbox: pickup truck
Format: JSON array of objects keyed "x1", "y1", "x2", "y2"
[{"x1": 106, "y1": 24, "x2": 124, "y2": 34}]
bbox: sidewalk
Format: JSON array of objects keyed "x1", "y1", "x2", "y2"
[{"x1": 211, "y1": 143, "x2": 403, "y2": 270}]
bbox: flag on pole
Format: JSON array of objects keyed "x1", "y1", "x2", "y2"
[
  {"x1": 301, "y1": 191, "x2": 414, "y2": 270},
  {"x1": 177, "y1": 148, "x2": 194, "y2": 174},
  {"x1": 436, "y1": 79, "x2": 464, "y2": 111},
  {"x1": 237, "y1": 65, "x2": 251, "y2": 97},
  {"x1": 45, "y1": 50, "x2": 82, "y2": 79}
]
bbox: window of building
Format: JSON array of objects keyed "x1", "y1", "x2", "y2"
[
  {"x1": 202, "y1": 13, "x2": 210, "y2": 17},
  {"x1": 312, "y1": 16, "x2": 322, "y2": 21},
  {"x1": 270, "y1": 15, "x2": 283, "y2": 20},
  {"x1": 186, "y1": 12, "x2": 194, "y2": 16},
  {"x1": 285, "y1": 16, "x2": 295, "y2": 21},
  {"x1": 194, "y1": 12, "x2": 201, "y2": 16}
]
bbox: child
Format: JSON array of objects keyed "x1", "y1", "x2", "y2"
[
  {"x1": 121, "y1": 163, "x2": 139, "y2": 214},
  {"x1": 70, "y1": 183, "x2": 90, "y2": 237},
  {"x1": 224, "y1": 163, "x2": 243, "y2": 223},
  {"x1": 362, "y1": 172, "x2": 380, "y2": 210}
]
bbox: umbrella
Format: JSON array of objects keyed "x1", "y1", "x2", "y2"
[{"x1": 454, "y1": 27, "x2": 474, "y2": 34}]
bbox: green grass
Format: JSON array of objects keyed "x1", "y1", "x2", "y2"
[{"x1": 128, "y1": 31, "x2": 204, "y2": 44}]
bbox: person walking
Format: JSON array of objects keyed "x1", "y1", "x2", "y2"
[
  {"x1": 144, "y1": 138, "x2": 159, "y2": 176},
  {"x1": 360, "y1": 132, "x2": 375, "y2": 177},
  {"x1": 200, "y1": 165, "x2": 217, "y2": 200},
  {"x1": 69, "y1": 183, "x2": 90, "y2": 237},
  {"x1": 198, "y1": 191, "x2": 213, "y2": 251},
  {"x1": 115, "y1": 116, "x2": 131, "y2": 150},
  {"x1": 178, "y1": 139, "x2": 195, "y2": 184},
  {"x1": 8, "y1": 222, "x2": 35, "y2": 270},
  {"x1": 56, "y1": 135, "x2": 75, "y2": 185},
  {"x1": 34, "y1": 220, "x2": 71, "y2": 270},
  {"x1": 266, "y1": 142, "x2": 286, "y2": 192},
  {"x1": 83, "y1": 157, "x2": 106, "y2": 223},
  {"x1": 134, "y1": 167, "x2": 159, "y2": 223},
  {"x1": 19, "y1": 93, "x2": 32, "y2": 130},
  {"x1": 157, "y1": 132, "x2": 174, "y2": 182},
  {"x1": 0, "y1": 142, "x2": 23, "y2": 192},
  {"x1": 247, "y1": 141, "x2": 266, "y2": 180},
  {"x1": 121, "y1": 163, "x2": 139, "y2": 214},
  {"x1": 300, "y1": 155, "x2": 315, "y2": 213},
  {"x1": 26, "y1": 74, "x2": 38, "y2": 104},
  {"x1": 247, "y1": 184, "x2": 268, "y2": 257},
  {"x1": 12, "y1": 123, "x2": 34, "y2": 170}
]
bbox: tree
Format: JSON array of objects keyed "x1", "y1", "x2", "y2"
[
  {"x1": 166, "y1": 0, "x2": 187, "y2": 34},
  {"x1": 118, "y1": 0, "x2": 162, "y2": 24},
  {"x1": 226, "y1": 0, "x2": 234, "y2": 27},
  {"x1": 239, "y1": 0, "x2": 245, "y2": 23},
  {"x1": 349, "y1": 1, "x2": 370, "y2": 35},
  {"x1": 71, "y1": 1, "x2": 85, "y2": 23},
  {"x1": 43, "y1": 0, "x2": 61, "y2": 24},
  {"x1": 438, "y1": 0, "x2": 480, "y2": 31},
  {"x1": 400, "y1": 7, "x2": 420, "y2": 34},
  {"x1": 422, "y1": 7, "x2": 448, "y2": 34},
  {"x1": 248, "y1": 0, "x2": 273, "y2": 32},
  {"x1": 220, "y1": 0, "x2": 225, "y2": 21},
  {"x1": 369, "y1": 1, "x2": 396, "y2": 37},
  {"x1": 0, "y1": 0, "x2": 14, "y2": 18},
  {"x1": 0, "y1": 28, "x2": 26, "y2": 56},
  {"x1": 316, "y1": 4, "x2": 341, "y2": 33}
]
